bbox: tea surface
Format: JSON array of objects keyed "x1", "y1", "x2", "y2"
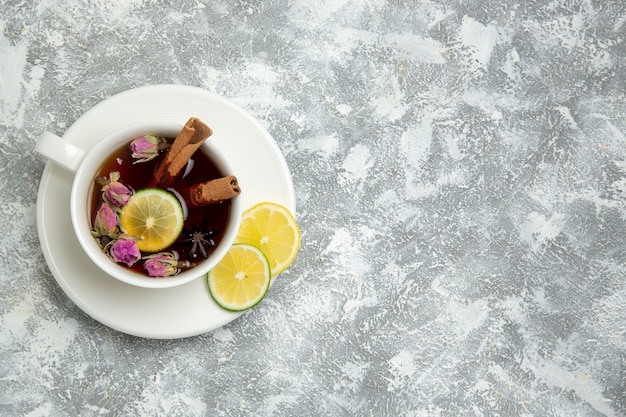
[{"x1": 90, "y1": 137, "x2": 231, "y2": 276}]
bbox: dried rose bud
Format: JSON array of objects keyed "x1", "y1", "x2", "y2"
[
  {"x1": 109, "y1": 238, "x2": 140, "y2": 267},
  {"x1": 143, "y1": 253, "x2": 180, "y2": 277},
  {"x1": 101, "y1": 171, "x2": 132, "y2": 207},
  {"x1": 92, "y1": 203, "x2": 118, "y2": 237},
  {"x1": 130, "y1": 135, "x2": 166, "y2": 163}
]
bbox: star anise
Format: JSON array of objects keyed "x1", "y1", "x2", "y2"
[{"x1": 180, "y1": 218, "x2": 219, "y2": 259}]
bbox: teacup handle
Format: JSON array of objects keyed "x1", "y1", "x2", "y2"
[{"x1": 35, "y1": 131, "x2": 86, "y2": 173}]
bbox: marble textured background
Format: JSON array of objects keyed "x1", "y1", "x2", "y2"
[{"x1": 1, "y1": 0, "x2": 625, "y2": 416}]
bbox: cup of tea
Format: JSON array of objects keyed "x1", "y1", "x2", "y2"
[{"x1": 35, "y1": 120, "x2": 242, "y2": 289}]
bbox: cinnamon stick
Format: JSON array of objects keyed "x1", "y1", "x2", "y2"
[
  {"x1": 151, "y1": 117, "x2": 212, "y2": 187},
  {"x1": 182, "y1": 176, "x2": 241, "y2": 207}
]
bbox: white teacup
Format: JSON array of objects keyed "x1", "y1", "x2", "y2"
[{"x1": 35, "y1": 121, "x2": 242, "y2": 289}]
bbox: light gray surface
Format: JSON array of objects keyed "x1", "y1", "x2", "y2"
[{"x1": 1, "y1": 1, "x2": 625, "y2": 416}]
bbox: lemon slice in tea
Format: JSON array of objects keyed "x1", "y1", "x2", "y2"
[
  {"x1": 207, "y1": 243, "x2": 271, "y2": 311},
  {"x1": 234, "y1": 202, "x2": 301, "y2": 276},
  {"x1": 119, "y1": 188, "x2": 184, "y2": 252}
]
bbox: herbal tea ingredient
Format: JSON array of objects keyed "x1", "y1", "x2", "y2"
[
  {"x1": 234, "y1": 202, "x2": 301, "y2": 276},
  {"x1": 208, "y1": 202, "x2": 301, "y2": 312},
  {"x1": 93, "y1": 174, "x2": 190, "y2": 277},
  {"x1": 90, "y1": 117, "x2": 240, "y2": 278},
  {"x1": 130, "y1": 135, "x2": 170, "y2": 163},
  {"x1": 143, "y1": 252, "x2": 189, "y2": 278},
  {"x1": 108, "y1": 237, "x2": 141, "y2": 267},
  {"x1": 151, "y1": 117, "x2": 213, "y2": 188},
  {"x1": 180, "y1": 218, "x2": 219, "y2": 260},
  {"x1": 181, "y1": 175, "x2": 241, "y2": 208},
  {"x1": 118, "y1": 188, "x2": 185, "y2": 253},
  {"x1": 91, "y1": 203, "x2": 118, "y2": 238},
  {"x1": 207, "y1": 244, "x2": 271, "y2": 311},
  {"x1": 97, "y1": 171, "x2": 132, "y2": 209}
]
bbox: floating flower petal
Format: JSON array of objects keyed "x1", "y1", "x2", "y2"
[
  {"x1": 92, "y1": 203, "x2": 118, "y2": 237},
  {"x1": 130, "y1": 135, "x2": 166, "y2": 163},
  {"x1": 143, "y1": 252, "x2": 179, "y2": 277},
  {"x1": 109, "y1": 238, "x2": 140, "y2": 267},
  {"x1": 100, "y1": 171, "x2": 132, "y2": 207}
]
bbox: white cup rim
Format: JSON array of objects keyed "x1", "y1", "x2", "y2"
[{"x1": 70, "y1": 121, "x2": 242, "y2": 289}]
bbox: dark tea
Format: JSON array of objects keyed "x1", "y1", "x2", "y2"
[{"x1": 89, "y1": 135, "x2": 232, "y2": 277}]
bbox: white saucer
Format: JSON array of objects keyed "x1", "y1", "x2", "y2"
[{"x1": 36, "y1": 85, "x2": 295, "y2": 339}]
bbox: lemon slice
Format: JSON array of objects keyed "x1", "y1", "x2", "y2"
[
  {"x1": 118, "y1": 188, "x2": 184, "y2": 252},
  {"x1": 207, "y1": 243, "x2": 271, "y2": 311},
  {"x1": 234, "y1": 202, "x2": 300, "y2": 276}
]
